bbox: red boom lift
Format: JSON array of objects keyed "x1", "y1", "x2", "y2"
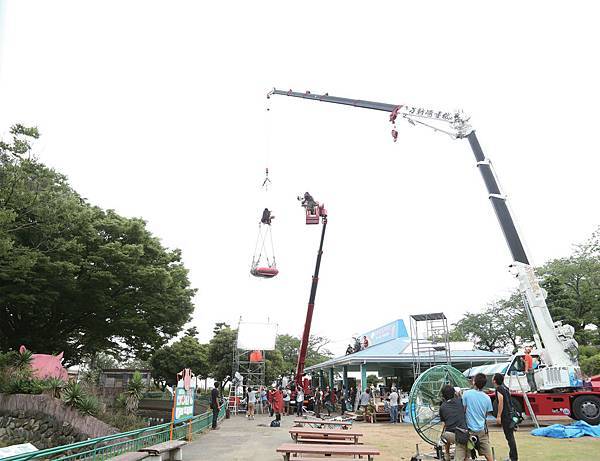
[{"x1": 295, "y1": 193, "x2": 328, "y2": 390}]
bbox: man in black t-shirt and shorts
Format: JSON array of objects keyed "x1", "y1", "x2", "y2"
[
  {"x1": 439, "y1": 385, "x2": 467, "y2": 461},
  {"x1": 494, "y1": 373, "x2": 518, "y2": 461}
]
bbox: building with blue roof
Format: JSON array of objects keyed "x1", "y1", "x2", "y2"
[{"x1": 305, "y1": 318, "x2": 510, "y2": 391}]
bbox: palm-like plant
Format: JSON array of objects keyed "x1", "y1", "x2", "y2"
[
  {"x1": 79, "y1": 394, "x2": 100, "y2": 416},
  {"x1": 62, "y1": 381, "x2": 85, "y2": 408},
  {"x1": 43, "y1": 378, "x2": 65, "y2": 399},
  {"x1": 12, "y1": 348, "x2": 33, "y2": 381},
  {"x1": 125, "y1": 371, "x2": 145, "y2": 415}
]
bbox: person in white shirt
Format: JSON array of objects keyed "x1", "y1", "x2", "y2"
[
  {"x1": 283, "y1": 388, "x2": 291, "y2": 415},
  {"x1": 388, "y1": 387, "x2": 399, "y2": 423},
  {"x1": 246, "y1": 387, "x2": 257, "y2": 420},
  {"x1": 296, "y1": 386, "x2": 305, "y2": 416}
]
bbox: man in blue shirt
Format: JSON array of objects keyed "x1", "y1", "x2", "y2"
[{"x1": 461, "y1": 373, "x2": 493, "y2": 461}]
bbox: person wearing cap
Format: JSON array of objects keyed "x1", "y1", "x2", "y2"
[{"x1": 523, "y1": 346, "x2": 537, "y2": 392}]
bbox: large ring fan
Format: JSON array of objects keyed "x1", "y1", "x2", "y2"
[{"x1": 407, "y1": 365, "x2": 471, "y2": 446}]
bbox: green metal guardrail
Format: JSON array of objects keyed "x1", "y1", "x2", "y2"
[{"x1": 1, "y1": 405, "x2": 226, "y2": 461}]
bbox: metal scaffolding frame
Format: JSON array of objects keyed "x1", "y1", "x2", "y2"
[
  {"x1": 410, "y1": 312, "x2": 451, "y2": 378},
  {"x1": 234, "y1": 348, "x2": 266, "y2": 387},
  {"x1": 231, "y1": 318, "x2": 266, "y2": 389}
]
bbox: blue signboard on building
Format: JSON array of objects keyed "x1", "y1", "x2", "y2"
[{"x1": 361, "y1": 319, "x2": 408, "y2": 347}]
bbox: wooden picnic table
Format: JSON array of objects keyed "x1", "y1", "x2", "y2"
[
  {"x1": 289, "y1": 427, "x2": 363, "y2": 444},
  {"x1": 276, "y1": 442, "x2": 380, "y2": 461},
  {"x1": 292, "y1": 418, "x2": 353, "y2": 429}
]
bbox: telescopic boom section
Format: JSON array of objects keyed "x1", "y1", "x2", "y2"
[
  {"x1": 295, "y1": 205, "x2": 328, "y2": 389},
  {"x1": 269, "y1": 89, "x2": 472, "y2": 138}
]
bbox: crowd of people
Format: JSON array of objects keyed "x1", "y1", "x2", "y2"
[
  {"x1": 212, "y1": 371, "x2": 519, "y2": 461},
  {"x1": 231, "y1": 380, "x2": 409, "y2": 424}
]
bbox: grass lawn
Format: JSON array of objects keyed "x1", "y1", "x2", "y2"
[{"x1": 357, "y1": 421, "x2": 600, "y2": 460}]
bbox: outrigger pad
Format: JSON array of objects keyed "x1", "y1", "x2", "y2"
[{"x1": 251, "y1": 267, "x2": 279, "y2": 278}]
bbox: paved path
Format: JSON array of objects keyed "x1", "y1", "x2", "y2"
[{"x1": 183, "y1": 412, "x2": 294, "y2": 461}]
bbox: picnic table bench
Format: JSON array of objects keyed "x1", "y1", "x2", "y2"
[
  {"x1": 276, "y1": 442, "x2": 380, "y2": 461},
  {"x1": 293, "y1": 418, "x2": 353, "y2": 429},
  {"x1": 139, "y1": 440, "x2": 186, "y2": 461},
  {"x1": 289, "y1": 427, "x2": 363, "y2": 444}
]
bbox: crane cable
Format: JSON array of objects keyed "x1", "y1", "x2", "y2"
[
  {"x1": 249, "y1": 96, "x2": 277, "y2": 276},
  {"x1": 251, "y1": 222, "x2": 276, "y2": 270},
  {"x1": 261, "y1": 97, "x2": 272, "y2": 190}
]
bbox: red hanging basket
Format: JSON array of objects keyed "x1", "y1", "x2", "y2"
[{"x1": 250, "y1": 266, "x2": 279, "y2": 278}]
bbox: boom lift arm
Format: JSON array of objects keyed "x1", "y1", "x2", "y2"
[
  {"x1": 270, "y1": 89, "x2": 581, "y2": 389},
  {"x1": 295, "y1": 195, "x2": 328, "y2": 389}
]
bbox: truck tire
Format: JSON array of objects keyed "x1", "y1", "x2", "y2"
[{"x1": 572, "y1": 395, "x2": 600, "y2": 425}]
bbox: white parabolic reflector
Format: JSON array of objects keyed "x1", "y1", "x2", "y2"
[{"x1": 237, "y1": 322, "x2": 278, "y2": 350}]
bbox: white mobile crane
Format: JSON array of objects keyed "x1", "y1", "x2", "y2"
[{"x1": 269, "y1": 88, "x2": 600, "y2": 424}]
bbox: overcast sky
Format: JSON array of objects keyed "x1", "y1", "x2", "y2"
[{"x1": 1, "y1": 1, "x2": 598, "y2": 356}]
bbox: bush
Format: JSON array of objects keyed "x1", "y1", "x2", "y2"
[
  {"x1": 79, "y1": 394, "x2": 100, "y2": 416},
  {"x1": 0, "y1": 350, "x2": 34, "y2": 393},
  {"x1": 581, "y1": 353, "x2": 600, "y2": 377},
  {"x1": 62, "y1": 381, "x2": 104, "y2": 416},
  {"x1": 5, "y1": 378, "x2": 47, "y2": 395},
  {"x1": 114, "y1": 393, "x2": 128, "y2": 411},
  {"x1": 62, "y1": 382, "x2": 85, "y2": 408},
  {"x1": 98, "y1": 411, "x2": 147, "y2": 432},
  {"x1": 42, "y1": 378, "x2": 65, "y2": 398}
]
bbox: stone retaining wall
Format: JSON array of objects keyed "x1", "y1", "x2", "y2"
[{"x1": 0, "y1": 394, "x2": 118, "y2": 449}]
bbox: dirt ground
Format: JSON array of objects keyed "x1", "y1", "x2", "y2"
[{"x1": 183, "y1": 413, "x2": 600, "y2": 461}]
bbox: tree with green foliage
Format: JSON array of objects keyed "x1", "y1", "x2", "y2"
[
  {"x1": 539, "y1": 236, "x2": 600, "y2": 345},
  {"x1": 274, "y1": 334, "x2": 333, "y2": 374},
  {"x1": 81, "y1": 352, "x2": 119, "y2": 386},
  {"x1": 264, "y1": 349, "x2": 285, "y2": 385},
  {"x1": 0, "y1": 125, "x2": 196, "y2": 365},
  {"x1": 578, "y1": 345, "x2": 600, "y2": 377},
  {"x1": 451, "y1": 227, "x2": 600, "y2": 354},
  {"x1": 366, "y1": 374, "x2": 379, "y2": 386},
  {"x1": 451, "y1": 294, "x2": 532, "y2": 352},
  {"x1": 150, "y1": 328, "x2": 209, "y2": 388},
  {"x1": 207, "y1": 323, "x2": 236, "y2": 383}
]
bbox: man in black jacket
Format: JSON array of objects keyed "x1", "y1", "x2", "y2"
[
  {"x1": 494, "y1": 373, "x2": 518, "y2": 461},
  {"x1": 211, "y1": 382, "x2": 220, "y2": 429},
  {"x1": 439, "y1": 385, "x2": 467, "y2": 461}
]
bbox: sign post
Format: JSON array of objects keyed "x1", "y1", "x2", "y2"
[{"x1": 169, "y1": 368, "x2": 195, "y2": 440}]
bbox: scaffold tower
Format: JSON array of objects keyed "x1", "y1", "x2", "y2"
[
  {"x1": 410, "y1": 312, "x2": 451, "y2": 378},
  {"x1": 231, "y1": 318, "x2": 267, "y2": 388}
]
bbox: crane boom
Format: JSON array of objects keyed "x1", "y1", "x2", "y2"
[{"x1": 271, "y1": 88, "x2": 582, "y2": 390}]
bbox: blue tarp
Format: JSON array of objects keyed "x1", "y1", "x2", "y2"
[{"x1": 531, "y1": 421, "x2": 600, "y2": 438}]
